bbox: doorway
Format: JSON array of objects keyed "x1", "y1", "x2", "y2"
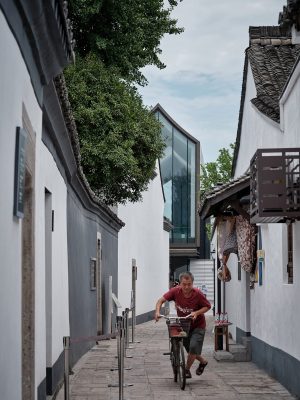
[
  {"x1": 45, "y1": 189, "x2": 52, "y2": 394},
  {"x1": 22, "y1": 168, "x2": 35, "y2": 400}
]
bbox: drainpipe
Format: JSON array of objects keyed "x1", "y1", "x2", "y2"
[{"x1": 217, "y1": 256, "x2": 223, "y2": 350}]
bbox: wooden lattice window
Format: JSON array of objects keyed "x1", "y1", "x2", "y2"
[{"x1": 90, "y1": 258, "x2": 97, "y2": 290}]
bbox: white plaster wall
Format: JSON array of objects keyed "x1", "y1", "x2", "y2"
[
  {"x1": 281, "y1": 71, "x2": 300, "y2": 146},
  {"x1": 35, "y1": 143, "x2": 69, "y2": 392},
  {"x1": 234, "y1": 62, "x2": 283, "y2": 177},
  {"x1": 118, "y1": 162, "x2": 169, "y2": 316},
  {"x1": 0, "y1": 10, "x2": 42, "y2": 400},
  {"x1": 224, "y1": 254, "x2": 240, "y2": 340},
  {"x1": 249, "y1": 223, "x2": 300, "y2": 360},
  {"x1": 228, "y1": 59, "x2": 300, "y2": 361}
]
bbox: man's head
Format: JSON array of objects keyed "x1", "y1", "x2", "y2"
[{"x1": 179, "y1": 272, "x2": 194, "y2": 295}]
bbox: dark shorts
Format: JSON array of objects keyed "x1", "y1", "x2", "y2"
[{"x1": 183, "y1": 328, "x2": 206, "y2": 355}]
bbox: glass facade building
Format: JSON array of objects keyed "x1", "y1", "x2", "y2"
[{"x1": 154, "y1": 105, "x2": 200, "y2": 257}]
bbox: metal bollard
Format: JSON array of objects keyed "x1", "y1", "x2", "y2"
[
  {"x1": 131, "y1": 262, "x2": 140, "y2": 344},
  {"x1": 111, "y1": 316, "x2": 132, "y2": 373},
  {"x1": 125, "y1": 308, "x2": 129, "y2": 348},
  {"x1": 63, "y1": 336, "x2": 70, "y2": 400},
  {"x1": 120, "y1": 324, "x2": 124, "y2": 400},
  {"x1": 117, "y1": 317, "x2": 122, "y2": 373},
  {"x1": 109, "y1": 314, "x2": 133, "y2": 396},
  {"x1": 122, "y1": 310, "x2": 133, "y2": 358},
  {"x1": 109, "y1": 317, "x2": 122, "y2": 378},
  {"x1": 125, "y1": 308, "x2": 133, "y2": 350}
]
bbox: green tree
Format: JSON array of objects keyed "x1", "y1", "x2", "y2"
[
  {"x1": 200, "y1": 143, "x2": 235, "y2": 198},
  {"x1": 200, "y1": 144, "x2": 235, "y2": 240},
  {"x1": 68, "y1": 0, "x2": 183, "y2": 85},
  {"x1": 64, "y1": 55, "x2": 165, "y2": 205}
]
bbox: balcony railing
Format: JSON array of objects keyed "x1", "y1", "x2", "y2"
[{"x1": 250, "y1": 148, "x2": 300, "y2": 223}]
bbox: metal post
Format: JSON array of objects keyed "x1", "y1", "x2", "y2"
[
  {"x1": 109, "y1": 317, "x2": 122, "y2": 384},
  {"x1": 63, "y1": 336, "x2": 70, "y2": 400},
  {"x1": 110, "y1": 315, "x2": 132, "y2": 373},
  {"x1": 120, "y1": 314, "x2": 133, "y2": 398},
  {"x1": 117, "y1": 318, "x2": 122, "y2": 374},
  {"x1": 223, "y1": 280, "x2": 226, "y2": 314},
  {"x1": 122, "y1": 310, "x2": 132, "y2": 358},
  {"x1": 213, "y1": 257, "x2": 216, "y2": 316},
  {"x1": 125, "y1": 308, "x2": 129, "y2": 348},
  {"x1": 217, "y1": 257, "x2": 223, "y2": 350},
  {"x1": 125, "y1": 308, "x2": 133, "y2": 350},
  {"x1": 120, "y1": 324, "x2": 125, "y2": 400},
  {"x1": 131, "y1": 259, "x2": 140, "y2": 344},
  {"x1": 108, "y1": 275, "x2": 113, "y2": 333}
]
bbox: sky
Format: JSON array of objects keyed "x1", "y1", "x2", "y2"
[{"x1": 139, "y1": 0, "x2": 285, "y2": 163}]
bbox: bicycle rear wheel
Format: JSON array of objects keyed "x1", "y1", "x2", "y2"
[
  {"x1": 177, "y1": 341, "x2": 186, "y2": 390},
  {"x1": 170, "y1": 339, "x2": 178, "y2": 382}
]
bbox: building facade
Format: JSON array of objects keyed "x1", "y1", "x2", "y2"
[
  {"x1": 0, "y1": 2, "x2": 123, "y2": 399},
  {"x1": 118, "y1": 161, "x2": 170, "y2": 323},
  {"x1": 200, "y1": 7, "x2": 300, "y2": 397},
  {"x1": 153, "y1": 104, "x2": 202, "y2": 280}
]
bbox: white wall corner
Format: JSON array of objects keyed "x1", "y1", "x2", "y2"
[{"x1": 250, "y1": 102, "x2": 280, "y2": 131}]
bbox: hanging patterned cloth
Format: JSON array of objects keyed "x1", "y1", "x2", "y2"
[
  {"x1": 217, "y1": 216, "x2": 237, "y2": 282},
  {"x1": 217, "y1": 216, "x2": 237, "y2": 261},
  {"x1": 236, "y1": 215, "x2": 256, "y2": 273}
]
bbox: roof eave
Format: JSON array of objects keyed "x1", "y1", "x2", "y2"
[{"x1": 199, "y1": 177, "x2": 250, "y2": 220}]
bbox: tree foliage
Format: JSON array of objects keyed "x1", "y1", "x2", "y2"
[
  {"x1": 64, "y1": 55, "x2": 165, "y2": 204},
  {"x1": 200, "y1": 144, "x2": 235, "y2": 198},
  {"x1": 65, "y1": 1, "x2": 184, "y2": 204},
  {"x1": 68, "y1": 0, "x2": 183, "y2": 85}
]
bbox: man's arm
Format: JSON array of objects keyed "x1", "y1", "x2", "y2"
[
  {"x1": 189, "y1": 291, "x2": 211, "y2": 320},
  {"x1": 189, "y1": 306, "x2": 210, "y2": 320},
  {"x1": 154, "y1": 296, "x2": 166, "y2": 321}
]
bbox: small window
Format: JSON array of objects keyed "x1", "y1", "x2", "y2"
[
  {"x1": 90, "y1": 258, "x2": 97, "y2": 290},
  {"x1": 287, "y1": 223, "x2": 293, "y2": 284}
]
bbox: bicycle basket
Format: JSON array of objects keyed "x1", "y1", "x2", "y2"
[{"x1": 167, "y1": 319, "x2": 191, "y2": 338}]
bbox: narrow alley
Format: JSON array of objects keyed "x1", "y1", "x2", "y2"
[{"x1": 55, "y1": 316, "x2": 296, "y2": 400}]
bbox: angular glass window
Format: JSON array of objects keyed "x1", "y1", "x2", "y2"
[
  {"x1": 188, "y1": 140, "x2": 196, "y2": 242},
  {"x1": 173, "y1": 128, "x2": 188, "y2": 242},
  {"x1": 156, "y1": 107, "x2": 199, "y2": 246},
  {"x1": 158, "y1": 112, "x2": 173, "y2": 222}
]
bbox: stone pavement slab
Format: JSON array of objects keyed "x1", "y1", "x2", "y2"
[{"x1": 55, "y1": 316, "x2": 297, "y2": 400}]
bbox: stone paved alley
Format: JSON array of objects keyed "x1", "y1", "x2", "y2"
[{"x1": 55, "y1": 315, "x2": 297, "y2": 400}]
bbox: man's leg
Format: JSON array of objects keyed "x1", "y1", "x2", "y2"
[
  {"x1": 186, "y1": 353, "x2": 197, "y2": 370},
  {"x1": 196, "y1": 354, "x2": 208, "y2": 364},
  {"x1": 185, "y1": 329, "x2": 205, "y2": 376},
  {"x1": 185, "y1": 353, "x2": 208, "y2": 374}
]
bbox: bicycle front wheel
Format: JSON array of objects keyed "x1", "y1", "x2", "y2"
[
  {"x1": 177, "y1": 340, "x2": 186, "y2": 390},
  {"x1": 170, "y1": 339, "x2": 178, "y2": 382}
]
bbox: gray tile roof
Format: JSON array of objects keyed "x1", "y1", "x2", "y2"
[
  {"x1": 248, "y1": 37, "x2": 300, "y2": 123},
  {"x1": 232, "y1": 25, "x2": 300, "y2": 176},
  {"x1": 199, "y1": 173, "x2": 250, "y2": 219},
  {"x1": 279, "y1": 0, "x2": 300, "y2": 31}
]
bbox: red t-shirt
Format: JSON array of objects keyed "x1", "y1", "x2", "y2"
[{"x1": 163, "y1": 286, "x2": 211, "y2": 330}]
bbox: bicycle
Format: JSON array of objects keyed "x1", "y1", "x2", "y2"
[{"x1": 159, "y1": 314, "x2": 192, "y2": 390}]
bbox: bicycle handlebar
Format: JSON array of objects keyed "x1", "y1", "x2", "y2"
[{"x1": 158, "y1": 314, "x2": 192, "y2": 320}]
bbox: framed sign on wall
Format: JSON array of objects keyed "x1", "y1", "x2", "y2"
[{"x1": 14, "y1": 127, "x2": 27, "y2": 218}]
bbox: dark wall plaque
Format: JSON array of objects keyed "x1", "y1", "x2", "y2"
[{"x1": 14, "y1": 127, "x2": 27, "y2": 218}]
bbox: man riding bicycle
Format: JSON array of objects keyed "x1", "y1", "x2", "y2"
[{"x1": 155, "y1": 271, "x2": 211, "y2": 378}]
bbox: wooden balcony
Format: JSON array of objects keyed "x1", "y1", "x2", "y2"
[{"x1": 250, "y1": 148, "x2": 300, "y2": 223}]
